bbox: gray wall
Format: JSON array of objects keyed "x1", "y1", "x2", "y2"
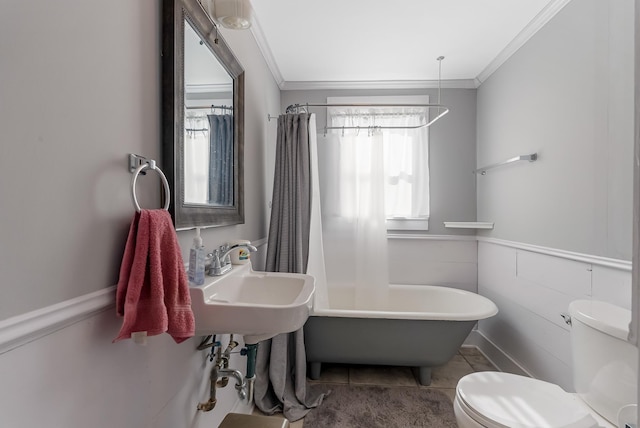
[
  {"x1": 474, "y1": 0, "x2": 634, "y2": 392},
  {"x1": 476, "y1": 0, "x2": 634, "y2": 260},
  {"x1": 281, "y1": 88, "x2": 477, "y2": 235},
  {"x1": 0, "y1": 0, "x2": 162, "y2": 320},
  {"x1": 0, "y1": 0, "x2": 279, "y2": 426},
  {"x1": 0, "y1": 0, "x2": 277, "y2": 322}
]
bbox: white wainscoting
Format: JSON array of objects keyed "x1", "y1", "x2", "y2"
[
  {"x1": 0, "y1": 303, "x2": 253, "y2": 428},
  {"x1": 476, "y1": 238, "x2": 631, "y2": 391},
  {"x1": 387, "y1": 234, "x2": 478, "y2": 292},
  {"x1": 0, "y1": 238, "x2": 269, "y2": 428}
]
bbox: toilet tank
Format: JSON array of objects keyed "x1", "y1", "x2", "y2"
[{"x1": 569, "y1": 299, "x2": 637, "y2": 425}]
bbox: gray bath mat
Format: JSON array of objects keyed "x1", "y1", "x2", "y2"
[{"x1": 302, "y1": 383, "x2": 457, "y2": 428}]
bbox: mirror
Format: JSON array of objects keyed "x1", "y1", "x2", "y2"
[{"x1": 162, "y1": 0, "x2": 245, "y2": 230}]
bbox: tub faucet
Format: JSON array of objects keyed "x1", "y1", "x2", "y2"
[{"x1": 209, "y1": 242, "x2": 258, "y2": 276}]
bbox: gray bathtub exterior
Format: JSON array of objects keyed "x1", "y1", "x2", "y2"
[{"x1": 304, "y1": 315, "x2": 476, "y2": 386}]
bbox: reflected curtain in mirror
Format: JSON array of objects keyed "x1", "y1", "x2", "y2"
[
  {"x1": 183, "y1": 111, "x2": 234, "y2": 206},
  {"x1": 208, "y1": 113, "x2": 233, "y2": 206}
]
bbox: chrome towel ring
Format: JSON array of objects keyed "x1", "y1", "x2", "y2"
[{"x1": 130, "y1": 158, "x2": 171, "y2": 212}]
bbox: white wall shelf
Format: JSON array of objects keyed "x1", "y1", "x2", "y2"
[{"x1": 444, "y1": 222, "x2": 494, "y2": 229}]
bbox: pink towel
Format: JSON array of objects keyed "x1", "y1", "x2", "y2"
[{"x1": 114, "y1": 209, "x2": 195, "y2": 343}]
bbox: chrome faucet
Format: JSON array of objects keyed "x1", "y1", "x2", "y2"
[{"x1": 208, "y1": 242, "x2": 258, "y2": 276}]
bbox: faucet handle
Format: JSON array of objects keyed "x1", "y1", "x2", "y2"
[
  {"x1": 220, "y1": 244, "x2": 231, "y2": 265},
  {"x1": 211, "y1": 249, "x2": 221, "y2": 268}
]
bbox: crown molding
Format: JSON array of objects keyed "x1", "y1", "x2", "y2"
[
  {"x1": 185, "y1": 83, "x2": 233, "y2": 94},
  {"x1": 251, "y1": 0, "x2": 570, "y2": 91},
  {"x1": 476, "y1": 0, "x2": 571, "y2": 85},
  {"x1": 280, "y1": 79, "x2": 478, "y2": 91},
  {"x1": 249, "y1": 12, "x2": 285, "y2": 88}
]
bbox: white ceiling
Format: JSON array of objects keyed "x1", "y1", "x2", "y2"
[
  {"x1": 185, "y1": 21, "x2": 233, "y2": 88},
  {"x1": 248, "y1": 0, "x2": 570, "y2": 89}
]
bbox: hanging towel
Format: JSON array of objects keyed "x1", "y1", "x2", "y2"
[{"x1": 113, "y1": 209, "x2": 195, "y2": 344}]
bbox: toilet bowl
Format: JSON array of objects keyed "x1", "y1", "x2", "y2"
[
  {"x1": 454, "y1": 300, "x2": 637, "y2": 428},
  {"x1": 453, "y1": 371, "x2": 613, "y2": 428}
]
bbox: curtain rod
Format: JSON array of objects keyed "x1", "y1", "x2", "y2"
[
  {"x1": 186, "y1": 104, "x2": 233, "y2": 110},
  {"x1": 285, "y1": 102, "x2": 447, "y2": 112},
  {"x1": 283, "y1": 58, "x2": 451, "y2": 129},
  {"x1": 284, "y1": 103, "x2": 450, "y2": 129}
]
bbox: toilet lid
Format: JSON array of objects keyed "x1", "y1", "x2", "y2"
[{"x1": 456, "y1": 372, "x2": 600, "y2": 428}]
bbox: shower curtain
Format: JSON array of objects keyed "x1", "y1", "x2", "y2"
[
  {"x1": 207, "y1": 114, "x2": 233, "y2": 206},
  {"x1": 254, "y1": 113, "x2": 326, "y2": 421},
  {"x1": 317, "y1": 114, "x2": 390, "y2": 311}
]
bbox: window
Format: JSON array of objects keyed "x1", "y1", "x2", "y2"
[{"x1": 327, "y1": 95, "x2": 430, "y2": 230}]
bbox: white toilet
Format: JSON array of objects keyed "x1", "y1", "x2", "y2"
[{"x1": 454, "y1": 300, "x2": 638, "y2": 428}]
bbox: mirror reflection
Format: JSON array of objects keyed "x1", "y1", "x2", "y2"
[
  {"x1": 162, "y1": 0, "x2": 244, "y2": 230},
  {"x1": 183, "y1": 20, "x2": 234, "y2": 207}
]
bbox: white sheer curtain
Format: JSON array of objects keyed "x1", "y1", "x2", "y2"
[
  {"x1": 184, "y1": 114, "x2": 209, "y2": 204},
  {"x1": 326, "y1": 96, "x2": 430, "y2": 231},
  {"x1": 317, "y1": 98, "x2": 430, "y2": 310},
  {"x1": 382, "y1": 109, "x2": 430, "y2": 221},
  {"x1": 318, "y1": 111, "x2": 390, "y2": 311},
  {"x1": 306, "y1": 115, "x2": 329, "y2": 310}
]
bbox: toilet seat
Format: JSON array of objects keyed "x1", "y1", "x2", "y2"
[{"x1": 456, "y1": 372, "x2": 601, "y2": 428}]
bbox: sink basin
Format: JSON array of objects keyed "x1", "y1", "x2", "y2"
[{"x1": 189, "y1": 263, "x2": 315, "y2": 344}]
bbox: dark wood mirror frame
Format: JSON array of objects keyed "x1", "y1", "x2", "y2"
[{"x1": 162, "y1": 0, "x2": 245, "y2": 230}]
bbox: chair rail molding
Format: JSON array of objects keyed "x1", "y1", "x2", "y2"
[
  {"x1": 478, "y1": 237, "x2": 631, "y2": 271},
  {"x1": 0, "y1": 286, "x2": 116, "y2": 355}
]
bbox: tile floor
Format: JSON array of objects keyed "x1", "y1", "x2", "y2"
[{"x1": 255, "y1": 346, "x2": 496, "y2": 428}]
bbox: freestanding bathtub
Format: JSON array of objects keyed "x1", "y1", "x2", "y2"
[{"x1": 304, "y1": 284, "x2": 498, "y2": 385}]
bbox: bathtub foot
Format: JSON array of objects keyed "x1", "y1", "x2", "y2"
[
  {"x1": 309, "y1": 362, "x2": 322, "y2": 380},
  {"x1": 414, "y1": 367, "x2": 432, "y2": 386}
]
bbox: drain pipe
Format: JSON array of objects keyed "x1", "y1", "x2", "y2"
[
  {"x1": 218, "y1": 368, "x2": 247, "y2": 401},
  {"x1": 216, "y1": 335, "x2": 239, "y2": 388},
  {"x1": 197, "y1": 336, "x2": 255, "y2": 412},
  {"x1": 243, "y1": 343, "x2": 258, "y2": 406},
  {"x1": 197, "y1": 364, "x2": 219, "y2": 411},
  {"x1": 198, "y1": 363, "x2": 249, "y2": 412}
]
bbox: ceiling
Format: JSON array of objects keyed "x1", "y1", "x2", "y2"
[{"x1": 248, "y1": 0, "x2": 570, "y2": 89}]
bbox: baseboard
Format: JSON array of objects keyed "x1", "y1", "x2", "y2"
[{"x1": 464, "y1": 330, "x2": 532, "y2": 377}]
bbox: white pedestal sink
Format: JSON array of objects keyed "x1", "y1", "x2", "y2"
[{"x1": 189, "y1": 263, "x2": 315, "y2": 344}]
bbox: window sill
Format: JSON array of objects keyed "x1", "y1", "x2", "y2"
[
  {"x1": 386, "y1": 218, "x2": 429, "y2": 231},
  {"x1": 443, "y1": 221, "x2": 494, "y2": 230}
]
